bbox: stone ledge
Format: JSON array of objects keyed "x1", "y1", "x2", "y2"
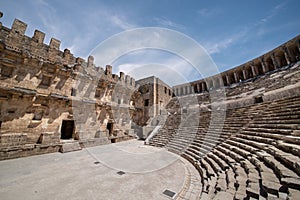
[{"x1": 59, "y1": 141, "x2": 81, "y2": 153}]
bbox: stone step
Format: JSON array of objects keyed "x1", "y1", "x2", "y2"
[
  {"x1": 230, "y1": 136, "x2": 300, "y2": 179},
  {"x1": 275, "y1": 141, "x2": 300, "y2": 157},
  {"x1": 248, "y1": 123, "x2": 299, "y2": 130},
  {"x1": 243, "y1": 127, "x2": 292, "y2": 135},
  {"x1": 214, "y1": 148, "x2": 236, "y2": 165},
  {"x1": 250, "y1": 119, "x2": 300, "y2": 124},
  {"x1": 59, "y1": 141, "x2": 82, "y2": 153},
  {"x1": 253, "y1": 115, "x2": 300, "y2": 121},
  {"x1": 207, "y1": 152, "x2": 229, "y2": 171},
  {"x1": 200, "y1": 157, "x2": 216, "y2": 179},
  {"x1": 241, "y1": 130, "x2": 290, "y2": 141}
]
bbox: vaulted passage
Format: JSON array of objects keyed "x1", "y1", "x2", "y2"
[
  {"x1": 61, "y1": 120, "x2": 75, "y2": 139},
  {"x1": 107, "y1": 122, "x2": 114, "y2": 136}
]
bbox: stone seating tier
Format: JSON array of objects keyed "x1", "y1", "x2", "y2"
[{"x1": 149, "y1": 93, "x2": 300, "y2": 199}]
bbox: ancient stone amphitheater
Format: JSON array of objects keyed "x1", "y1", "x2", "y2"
[{"x1": 0, "y1": 14, "x2": 300, "y2": 200}]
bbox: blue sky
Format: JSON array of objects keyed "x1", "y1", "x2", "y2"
[{"x1": 0, "y1": 0, "x2": 299, "y2": 85}]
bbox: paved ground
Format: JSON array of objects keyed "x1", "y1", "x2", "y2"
[{"x1": 0, "y1": 140, "x2": 192, "y2": 200}]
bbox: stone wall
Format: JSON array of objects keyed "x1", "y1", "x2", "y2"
[
  {"x1": 133, "y1": 76, "x2": 173, "y2": 126},
  {"x1": 173, "y1": 35, "x2": 300, "y2": 96},
  {"x1": 0, "y1": 17, "x2": 136, "y2": 159}
]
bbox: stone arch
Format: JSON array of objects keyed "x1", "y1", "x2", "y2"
[
  {"x1": 244, "y1": 65, "x2": 253, "y2": 79},
  {"x1": 226, "y1": 73, "x2": 234, "y2": 85},
  {"x1": 275, "y1": 50, "x2": 288, "y2": 68},
  {"x1": 264, "y1": 56, "x2": 275, "y2": 72},
  {"x1": 213, "y1": 77, "x2": 220, "y2": 89},
  {"x1": 222, "y1": 75, "x2": 228, "y2": 86},
  {"x1": 288, "y1": 43, "x2": 300, "y2": 62},
  {"x1": 235, "y1": 70, "x2": 243, "y2": 82},
  {"x1": 192, "y1": 83, "x2": 198, "y2": 93},
  {"x1": 254, "y1": 62, "x2": 264, "y2": 76}
]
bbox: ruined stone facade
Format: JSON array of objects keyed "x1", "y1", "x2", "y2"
[
  {"x1": 148, "y1": 36, "x2": 300, "y2": 199},
  {"x1": 133, "y1": 76, "x2": 173, "y2": 126},
  {"x1": 0, "y1": 18, "x2": 138, "y2": 159},
  {"x1": 173, "y1": 35, "x2": 300, "y2": 96}
]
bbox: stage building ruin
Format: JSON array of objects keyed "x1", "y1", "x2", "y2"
[{"x1": 0, "y1": 17, "x2": 171, "y2": 158}]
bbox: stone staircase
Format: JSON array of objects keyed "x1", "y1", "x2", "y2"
[{"x1": 148, "y1": 94, "x2": 300, "y2": 199}]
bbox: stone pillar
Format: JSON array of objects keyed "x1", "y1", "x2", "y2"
[
  {"x1": 219, "y1": 76, "x2": 224, "y2": 88},
  {"x1": 202, "y1": 82, "x2": 206, "y2": 92},
  {"x1": 196, "y1": 83, "x2": 199, "y2": 93},
  {"x1": 125, "y1": 75, "x2": 131, "y2": 85},
  {"x1": 233, "y1": 72, "x2": 238, "y2": 83},
  {"x1": 153, "y1": 78, "x2": 157, "y2": 116},
  {"x1": 283, "y1": 46, "x2": 291, "y2": 65},
  {"x1": 242, "y1": 69, "x2": 247, "y2": 80},
  {"x1": 210, "y1": 79, "x2": 216, "y2": 89},
  {"x1": 210, "y1": 79, "x2": 214, "y2": 89},
  {"x1": 105, "y1": 65, "x2": 112, "y2": 76},
  {"x1": 271, "y1": 53, "x2": 278, "y2": 69},
  {"x1": 260, "y1": 58, "x2": 267, "y2": 73},
  {"x1": 87, "y1": 55, "x2": 94, "y2": 68},
  {"x1": 130, "y1": 78, "x2": 135, "y2": 87},
  {"x1": 226, "y1": 75, "x2": 230, "y2": 85},
  {"x1": 198, "y1": 83, "x2": 202, "y2": 93},
  {"x1": 251, "y1": 65, "x2": 257, "y2": 77},
  {"x1": 33, "y1": 30, "x2": 45, "y2": 44},
  {"x1": 187, "y1": 86, "x2": 190, "y2": 94},
  {"x1": 119, "y1": 72, "x2": 125, "y2": 83}
]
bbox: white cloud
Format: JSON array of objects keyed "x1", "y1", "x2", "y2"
[
  {"x1": 31, "y1": 1, "x2": 138, "y2": 57},
  {"x1": 197, "y1": 8, "x2": 220, "y2": 17},
  {"x1": 199, "y1": 2, "x2": 287, "y2": 57},
  {"x1": 203, "y1": 30, "x2": 247, "y2": 55},
  {"x1": 112, "y1": 50, "x2": 206, "y2": 86},
  {"x1": 260, "y1": 2, "x2": 286, "y2": 23},
  {"x1": 153, "y1": 17, "x2": 185, "y2": 30},
  {"x1": 110, "y1": 15, "x2": 136, "y2": 30}
]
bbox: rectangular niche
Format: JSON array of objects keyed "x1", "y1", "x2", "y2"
[
  {"x1": 1, "y1": 66, "x2": 14, "y2": 77},
  {"x1": 41, "y1": 75, "x2": 52, "y2": 86}
]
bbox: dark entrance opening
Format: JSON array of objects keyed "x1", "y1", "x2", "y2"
[
  {"x1": 107, "y1": 122, "x2": 113, "y2": 136},
  {"x1": 255, "y1": 96, "x2": 263, "y2": 104},
  {"x1": 111, "y1": 138, "x2": 116, "y2": 143},
  {"x1": 61, "y1": 120, "x2": 74, "y2": 139}
]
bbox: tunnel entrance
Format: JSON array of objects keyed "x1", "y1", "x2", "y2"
[
  {"x1": 107, "y1": 122, "x2": 114, "y2": 136},
  {"x1": 61, "y1": 120, "x2": 75, "y2": 139}
]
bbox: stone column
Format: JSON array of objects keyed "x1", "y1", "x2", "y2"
[
  {"x1": 233, "y1": 72, "x2": 238, "y2": 83},
  {"x1": 218, "y1": 77, "x2": 223, "y2": 87},
  {"x1": 199, "y1": 83, "x2": 202, "y2": 93},
  {"x1": 210, "y1": 79, "x2": 215, "y2": 89},
  {"x1": 196, "y1": 83, "x2": 200, "y2": 93},
  {"x1": 242, "y1": 69, "x2": 247, "y2": 80},
  {"x1": 260, "y1": 58, "x2": 267, "y2": 73},
  {"x1": 212, "y1": 79, "x2": 217, "y2": 89},
  {"x1": 271, "y1": 53, "x2": 278, "y2": 69},
  {"x1": 283, "y1": 46, "x2": 291, "y2": 65},
  {"x1": 251, "y1": 65, "x2": 257, "y2": 77},
  {"x1": 226, "y1": 75, "x2": 230, "y2": 85},
  {"x1": 201, "y1": 82, "x2": 205, "y2": 92}
]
